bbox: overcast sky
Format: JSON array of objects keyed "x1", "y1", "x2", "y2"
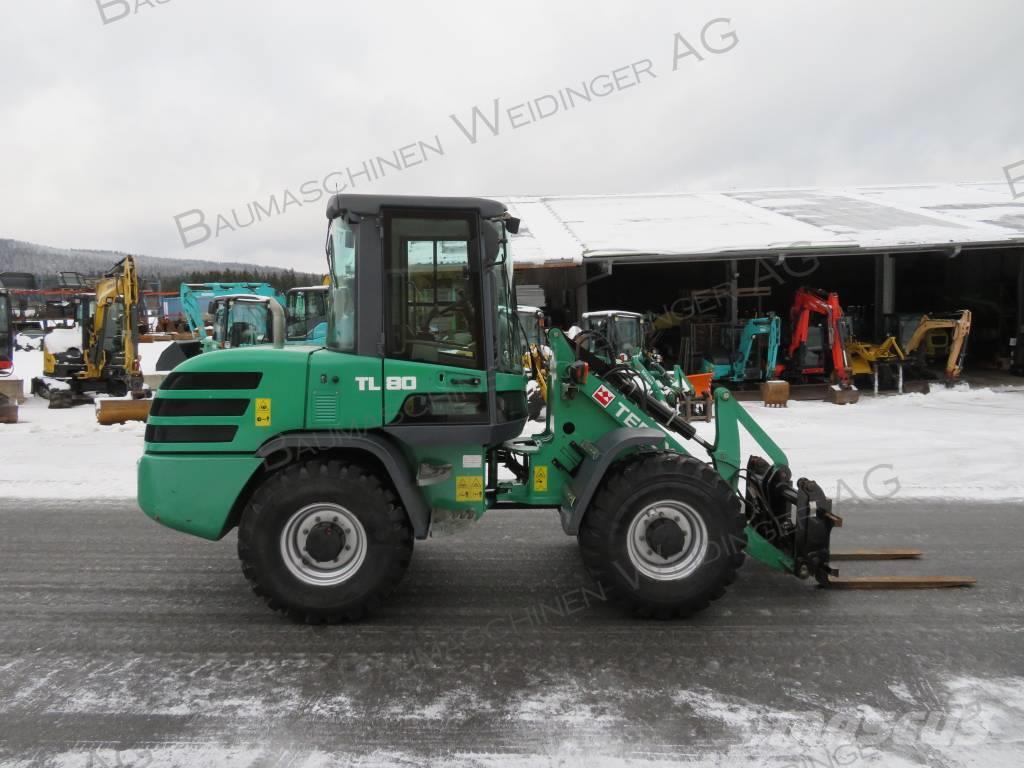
[{"x1": 2, "y1": 0, "x2": 1022, "y2": 271}]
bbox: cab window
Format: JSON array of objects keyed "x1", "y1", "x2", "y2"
[{"x1": 385, "y1": 214, "x2": 483, "y2": 370}]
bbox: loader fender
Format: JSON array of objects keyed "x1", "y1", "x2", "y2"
[
  {"x1": 560, "y1": 428, "x2": 666, "y2": 536},
  {"x1": 255, "y1": 432, "x2": 431, "y2": 539}
]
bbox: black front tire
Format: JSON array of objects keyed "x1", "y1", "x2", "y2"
[
  {"x1": 578, "y1": 452, "x2": 747, "y2": 619},
  {"x1": 238, "y1": 458, "x2": 413, "y2": 623}
]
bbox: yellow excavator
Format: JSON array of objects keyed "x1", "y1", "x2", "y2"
[
  {"x1": 846, "y1": 309, "x2": 972, "y2": 392},
  {"x1": 517, "y1": 305, "x2": 550, "y2": 419},
  {"x1": 846, "y1": 334, "x2": 906, "y2": 394},
  {"x1": 903, "y1": 310, "x2": 972, "y2": 384},
  {"x1": 32, "y1": 256, "x2": 147, "y2": 410}
]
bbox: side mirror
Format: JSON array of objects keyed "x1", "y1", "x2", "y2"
[{"x1": 505, "y1": 217, "x2": 520, "y2": 235}]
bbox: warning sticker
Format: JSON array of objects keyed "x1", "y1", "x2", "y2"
[
  {"x1": 255, "y1": 398, "x2": 272, "y2": 428},
  {"x1": 455, "y1": 476, "x2": 484, "y2": 502},
  {"x1": 533, "y1": 465, "x2": 548, "y2": 492},
  {"x1": 592, "y1": 386, "x2": 615, "y2": 408}
]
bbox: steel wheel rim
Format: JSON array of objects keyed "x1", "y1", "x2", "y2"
[
  {"x1": 280, "y1": 503, "x2": 367, "y2": 586},
  {"x1": 626, "y1": 500, "x2": 709, "y2": 581}
]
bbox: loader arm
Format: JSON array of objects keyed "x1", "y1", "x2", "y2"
[
  {"x1": 535, "y1": 329, "x2": 818, "y2": 579},
  {"x1": 549, "y1": 330, "x2": 969, "y2": 587}
]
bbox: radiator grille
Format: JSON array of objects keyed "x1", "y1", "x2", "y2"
[{"x1": 311, "y1": 392, "x2": 338, "y2": 423}]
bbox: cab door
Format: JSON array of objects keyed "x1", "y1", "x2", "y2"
[
  {"x1": 381, "y1": 212, "x2": 489, "y2": 440},
  {"x1": 380, "y1": 210, "x2": 490, "y2": 517}
]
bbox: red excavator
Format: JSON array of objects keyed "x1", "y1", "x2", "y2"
[
  {"x1": 775, "y1": 287, "x2": 859, "y2": 404},
  {"x1": 0, "y1": 287, "x2": 12, "y2": 378}
]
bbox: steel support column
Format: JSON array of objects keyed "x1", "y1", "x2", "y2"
[
  {"x1": 874, "y1": 253, "x2": 895, "y2": 337},
  {"x1": 1014, "y1": 253, "x2": 1024, "y2": 374}
]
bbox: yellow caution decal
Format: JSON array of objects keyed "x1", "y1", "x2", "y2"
[
  {"x1": 455, "y1": 476, "x2": 484, "y2": 502},
  {"x1": 255, "y1": 398, "x2": 272, "y2": 427},
  {"x1": 533, "y1": 465, "x2": 548, "y2": 492}
]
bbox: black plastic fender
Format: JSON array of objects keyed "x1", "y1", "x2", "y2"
[
  {"x1": 559, "y1": 427, "x2": 666, "y2": 536},
  {"x1": 255, "y1": 431, "x2": 431, "y2": 539}
]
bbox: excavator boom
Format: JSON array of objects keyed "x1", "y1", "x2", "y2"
[{"x1": 904, "y1": 310, "x2": 972, "y2": 382}]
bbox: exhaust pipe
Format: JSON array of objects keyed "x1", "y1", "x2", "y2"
[{"x1": 266, "y1": 298, "x2": 285, "y2": 349}]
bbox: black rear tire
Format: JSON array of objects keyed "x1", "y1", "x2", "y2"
[
  {"x1": 238, "y1": 458, "x2": 413, "y2": 623},
  {"x1": 578, "y1": 452, "x2": 746, "y2": 619}
]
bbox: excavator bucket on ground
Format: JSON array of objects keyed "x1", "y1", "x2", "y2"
[
  {"x1": 0, "y1": 393, "x2": 17, "y2": 424},
  {"x1": 761, "y1": 379, "x2": 790, "y2": 407},
  {"x1": 96, "y1": 398, "x2": 152, "y2": 425},
  {"x1": 826, "y1": 384, "x2": 861, "y2": 405}
]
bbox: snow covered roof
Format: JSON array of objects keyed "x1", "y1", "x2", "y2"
[{"x1": 502, "y1": 182, "x2": 1024, "y2": 267}]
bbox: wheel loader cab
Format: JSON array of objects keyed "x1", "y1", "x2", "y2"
[
  {"x1": 323, "y1": 196, "x2": 528, "y2": 447},
  {"x1": 581, "y1": 310, "x2": 645, "y2": 361},
  {"x1": 285, "y1": 286, "x2": 330, "y2": 342}
]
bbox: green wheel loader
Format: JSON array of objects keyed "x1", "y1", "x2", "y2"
[{"x1": 138, "y1": 195, "x2": 972, "y2": 623}]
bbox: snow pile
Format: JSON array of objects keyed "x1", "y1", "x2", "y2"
[
  {"x1": 0, "y1": 396, "x2": 145, "y2": 499},
  {"x1": 13, "y1": 332, "x2": 42, "y2": 351},
  {"x1": 42, "y1": 327, "x2": 84, "y2": 356}
]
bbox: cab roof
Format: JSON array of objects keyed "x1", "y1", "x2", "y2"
[
  {"x1": 327, "y1": 194, "x2": 508, "y2": 220},
  {"x1": 582, "y1": 310, "x2": 644, "y2": 319}
]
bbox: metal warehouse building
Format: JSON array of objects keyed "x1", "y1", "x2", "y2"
[{"x1": 505, "y1": 182, "x2": 1024, "y2": 376}]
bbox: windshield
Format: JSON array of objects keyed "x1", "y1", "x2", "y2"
[
  {"x1": 517, "y1": 310, "x2": 540, "y2": 347},
  {"x1": 485, "y1": 219, "x2": 522, "y2": 374},
  {"x1": 328, "y1": 218, "x2": 357, "y2": 352},
  {"x1": 102, "y1": 300, "x2": 126, "y2": 359},
  {"x1": 614, "y1": 316, "x2": 643, "y2": 355},
  {"x1": 78, "y1": 297, "x2": 97, "y2": 335},
  {"x1": 218, "y1": 300, "x2": 271, "y2": 348},
  {"x1": 287, "y1": 289, "x2": 329, "y2": 339}
]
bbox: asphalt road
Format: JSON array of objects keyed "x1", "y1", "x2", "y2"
[{"x1": 0, "y1": 499, "x2": 1022, "y2": 767}]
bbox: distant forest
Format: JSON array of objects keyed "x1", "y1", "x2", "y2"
[{"x1": 0, "y1": 238, "x2": 321, "y2": 293}]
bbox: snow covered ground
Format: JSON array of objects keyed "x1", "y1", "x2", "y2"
[
  {"x1": 2, "y1": 346, "x2": 1024, "y2": 502},
  {"x1": 691, "y1": 384, "x2": 1024, "y2": 504}
]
